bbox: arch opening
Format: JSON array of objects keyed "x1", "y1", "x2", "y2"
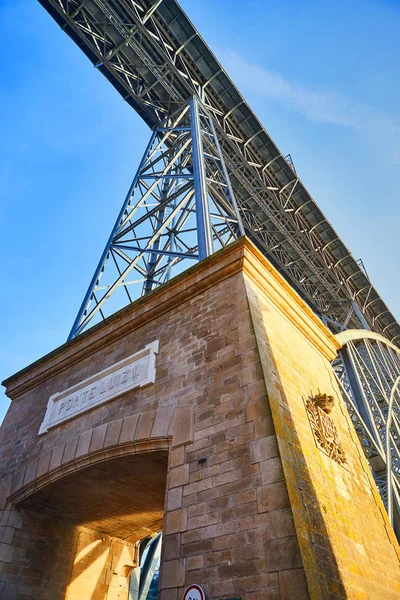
[{"x1": 16, "y1": 451, "x2": 168, "y2": 600}]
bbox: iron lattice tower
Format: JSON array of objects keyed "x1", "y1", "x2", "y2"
[{"x1": 69, "y1": 97, "x2": 243, "y2": 338}]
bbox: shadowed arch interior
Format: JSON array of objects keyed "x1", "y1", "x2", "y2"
[{"x1": 17, "y1": 451, "x2": 168, "y2": 542}]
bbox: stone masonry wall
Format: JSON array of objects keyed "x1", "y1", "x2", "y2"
[
  {"x1": 0, "y1": 507, "x2": 136, "y2": 600},
  {"x1": 66, "y1": 529, "x2": 136, "y2": 600},
  {"x1": 243, "y1": 245, "x2": 400, "y2": 599},
  {"x1": 1, "y1": 241, "x2": 308, "y2": 600},
  {"x1": 158, "y1": 266, "x2": 307, "y2": 600}
]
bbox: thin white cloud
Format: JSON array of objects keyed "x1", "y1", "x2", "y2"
[{"x1": 218, "y1": 49, "x2": 400, "y2": 163}]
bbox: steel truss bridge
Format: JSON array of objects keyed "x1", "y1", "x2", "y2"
[{"x1": 37, "y1": 0, "x2": 400, "y2": 526}]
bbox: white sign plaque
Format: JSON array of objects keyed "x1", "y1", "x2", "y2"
[{"x1": 38, "y1": 340, "x2": 159, "y2": 435}]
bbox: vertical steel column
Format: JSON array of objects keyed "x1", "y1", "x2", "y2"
[
  {"x1": 142, "y1": 178, "x2": 170, "y2": 295},
  {"x1": 352, "y1": 301, "x2": 371, "y2": 331},
  {"x1": 138, "y1": 533, "x2": 162, "y2": 600},
  {"x1": 387, "y1": 376, "x2": 400, "y2": 527},
  {"x1": 207, "y1": 111, "x2": 245, "y2": 238},
  {"x1": 190, "y1": 97, "x2": 213, "y2": 260},
  {"x1": 340, "y1": 347, "x2": 382, "y2": 450}
]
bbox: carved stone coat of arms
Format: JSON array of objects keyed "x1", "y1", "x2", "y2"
[{"x1": 305, "y1": 393, "x2": 347, "y2": 465}]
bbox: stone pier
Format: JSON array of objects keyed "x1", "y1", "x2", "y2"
[{"x1": 1, "y1": 238, "x2": 399, "y2": 599}]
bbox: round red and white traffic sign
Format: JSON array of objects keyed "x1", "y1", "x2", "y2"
[{"x1": 183, "y1": 584, "x2": 206, "y2": 600}]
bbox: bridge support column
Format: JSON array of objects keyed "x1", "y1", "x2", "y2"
[{"x1": 1, "y1": 239, "x2": 400, "y2": 599}]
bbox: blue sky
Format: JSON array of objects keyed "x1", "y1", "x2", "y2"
[{"x1": 1, "y1": 0, "x2": 400, "y2": 423}]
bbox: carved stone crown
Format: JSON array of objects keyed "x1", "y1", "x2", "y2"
[{"x1": 313, "y1": 393, "x2": 335, "y2": 414}]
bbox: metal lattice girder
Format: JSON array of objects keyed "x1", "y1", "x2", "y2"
[
  {"x1": 68, "y1": 97, "x2": 243, "y2": 338},
  {"x1": 333, "y1": 330, "x2": 400, "y2": 527},
  {"x1": 138, "y1": 532, "x2": 162, "y2": 600},
  {"x1": 38, "y1": 0, "x2": 400, "y2": 344}
]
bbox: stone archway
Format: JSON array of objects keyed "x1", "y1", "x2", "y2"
[{"x1": 12, "y1": 449, "x2": 169, "y2": 600}]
